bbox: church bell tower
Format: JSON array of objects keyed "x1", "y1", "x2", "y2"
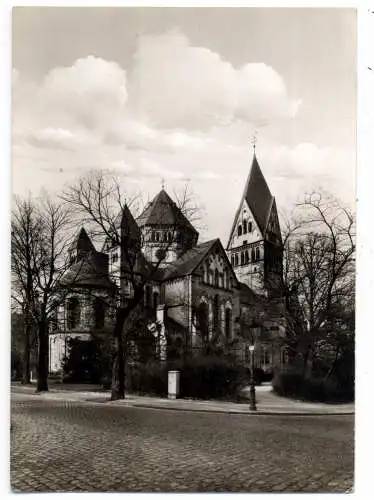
[{"x1": 226, "y1": 141, "x2": 283, "y2": 296}]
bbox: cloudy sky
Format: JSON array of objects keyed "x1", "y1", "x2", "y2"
[{"x1": 12, "y1": 7, "x2": 356, "y2": 243}]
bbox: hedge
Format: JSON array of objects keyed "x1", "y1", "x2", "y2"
[
  {"x1": 272, "y1": 368, "x2": 354, "y2": 403},
  {"x1": 126, "y1": 356, "x2": 248, "y2": 400}
]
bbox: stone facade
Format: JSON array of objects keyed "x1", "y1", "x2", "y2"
[{"x1": 49, "y1": 152, "x2": 287, "y2": 375}]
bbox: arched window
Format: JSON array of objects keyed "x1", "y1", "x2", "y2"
[
  {"x1": 145, "y1": 285, "x2": 152, "y2": 308},
  {"x1": 255, "y1": 247, "x2": 260, "y2": 261},
  {"x1": 214, "y1": 269, "x2": 219, "y2": 288},
  {"x1": 238, "y1": 225, "x2": 242, "y2": 236},
  {"x1": 197, "y1": 302, "x2": 209, "y2": 345},
  {"x1": 245, "y1": 250, "x2": 249, "y2": 264},
  {"x1": 243, "y1": 220, "x2": 247, "y2": 234},
  {"x1": 225, "y1": 308, "x2": 232, "y2": 338},
  {"x1": 251, "y1": 248, "x2": 255, "y2": 261},
  {"x1": 153, "y1": 291, "x2": 159, "y2": 310},
  {"x1": 248, "y1": 222, "x2": 252, "y2": 233},
  {"x1": 213, "y1": 295, "x2": 220, "y2": 332},
  {"x1": 67, "y1": 297, "x2": 80, "y2": 330},
  {"x1": 94, "y1": 297, "x2": 106, "y2": 329},
  {"x1": 241, "y1": 252, "x2": 245, "y2": 265},
  {"x1": 234, "y1": 254, "x2": 239, "y2": 266}
]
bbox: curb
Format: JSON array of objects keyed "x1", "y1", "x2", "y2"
[
  {"x1": 129, "y1": 403, "x2": 354, "y2": 416},
  {"x1": 11, "y1": 389, "x2": 355, "y2": 417}
]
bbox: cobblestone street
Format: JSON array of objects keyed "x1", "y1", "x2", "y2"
[{"x1": 10, "y1": 392, "x2": 354, "y2": 493}]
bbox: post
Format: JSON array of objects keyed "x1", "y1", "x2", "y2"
[
  {"x1": 168, "y1": 370, "x2": 180, "y2": 399},
  {"x1": 249, "y1": 345, "x2": 257, "y2": 411}
]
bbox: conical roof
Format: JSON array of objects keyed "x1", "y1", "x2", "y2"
[
  {"x1": 69, "y1": 227, "x2": 96, "y2": 257},
  {"x1": 242, "y1": 152, "x2": 273, "y2": 234},
  {"x1": 227, "y1": 152, "x2": 275, "y2": 245},
  {"x1": 61, "y1": 251, "x2": 113, "y2": 289},
  {"x1": 136, "y1": 189, "x2": 198, "y2": 234},
  {"x1": 114, "y1": 204, "x2": 142, "y2": 242}
]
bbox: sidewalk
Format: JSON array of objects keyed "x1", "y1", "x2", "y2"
[{"x1": 11, "y1": 382, "x2": 354, "y2": 416}]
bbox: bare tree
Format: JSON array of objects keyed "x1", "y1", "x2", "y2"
[
  {"x1": 274, "y1": 192, "x2": 355, "y2": 375},
  {"x1": 11, "y1": 197, "x2": 43, "y2": 384},
  {"x1": 11, "y1": 194, "x2": 73, "y2": 391},
  {"x1": 61, "y1": 170, "x2": 199, "y2": 400}
]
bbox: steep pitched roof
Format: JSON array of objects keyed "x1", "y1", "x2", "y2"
[
  {"x1": 136, "y1": 189, "x2": 198, "y2": 235},
  {"x1": 228, "y1": 152, "x2": 275, "y2": 245},
  {"x1": 114, "y1": 204, "x2": 142, "y2": 242},
  {"x1": 162, "y1": 239, "x2": 218, "y2": 280},
  {"x1": 61, "y1": 251, "x2": 113, "y2": 289},
  {"x1": 70, "y1": 227, "x2": 96, "y2": 255}
]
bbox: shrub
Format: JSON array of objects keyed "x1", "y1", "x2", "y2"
[
  {"x1": 272, "y1": 368, "x2": 354, "y2": 403},
  {"x1": 126, "y1": 361, "x2": 168, "y2": 396},
  {"x1": 176, "y1": 356, "x2": 247, "y2": 400},
  {"x1": 125, "y1": 355, "x2": 247, "y2": 401}
]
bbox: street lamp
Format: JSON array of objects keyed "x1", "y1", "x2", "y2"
[{"x1": 248, "y1": 344, "x2": 257, "y2": 411}]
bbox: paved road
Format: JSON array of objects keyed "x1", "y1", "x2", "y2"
[{"x1": 10, "y1": 392, "x2": 354, "y2": 493}]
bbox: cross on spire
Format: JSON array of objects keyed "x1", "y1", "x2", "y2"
[
  {"x1": 161, "y1": 178, "x2": 165, "y2": 190},
  {"x1": 250, "y1": 131, "x2": 258, "y2": 151}
]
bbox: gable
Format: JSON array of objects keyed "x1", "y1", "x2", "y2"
[
  {"x1": 197, "y1": 239, "x2": 238, "y2": 286},
  {"x1": 227, "y1": 198, "x2": 263, "y2": 250}
]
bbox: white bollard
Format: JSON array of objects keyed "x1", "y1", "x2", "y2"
[{"x1": 168, "y1": 370, "x2": 180, "y2": 399}]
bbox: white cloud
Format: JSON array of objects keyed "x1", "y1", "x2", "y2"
[{"x1": 128, "y1": 30, "x2": 300, "y2": 130}]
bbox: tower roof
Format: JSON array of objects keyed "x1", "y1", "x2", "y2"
[
  {"x1": 228, "y1": 152, "x2": 275, "y2": 245},
  {"x1": 136, "y1": 189, "x2": 198, "y2": 235},
  {"x1": 114, "y1": 204, "x2": 142, "y2": 241},
  {"x1": 242, "y1": 152, "x2": 274, "y2": 234},
  {"x1": 70, "y1": 227, "x2": 96, "y2": 255}
]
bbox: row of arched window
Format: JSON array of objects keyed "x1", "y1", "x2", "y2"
[
  {"x1": 150, "y1": 231, "x2": 183, "y2": 243},
  {"x1": 202, "y1": 266, "x2": 232, "y2": 289},
  {"x1": 231, "y1": 247, "x2": 260, "y2": 267},
  {"x1": 237, "y1": 220, "x2": 252, "y2": 237},
  {"x1": 197, "y1": 297, "x2": 232, "y2": 340}
]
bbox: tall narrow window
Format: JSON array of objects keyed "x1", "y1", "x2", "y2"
[
  {"x1": 225, "y1": 308, "x2": 232, "y2": 338},
  {"x1": 67, "y1": 298, "x2": 80, "y2": 330},
  {"x1": 248, "y1": 222, "x2": 253, "y2": 233},
  {"x1": 243, "y1": 220, "x2": 247, "y2": 233},
  {"x1": 255, "y1": 247, "x2": 260, "y2": 261},
  {"x1": 245, "y1": 250, "x2": 249, "y2": 264},
  {"x1": 153, "y1": 291, "x2": 159, "y2": 310},
  {"x1": 94, "y1": 298, "x2": 106, "y2": 329},
  {"x1": 145, "y1": 285, "x2": 152, "y2": 308},
  {"x1": 241, "y1": 252, "x2": 245, "y2": 265},
  {"x1": 238, "y1": 225, "x2": 242, "y2": 236},
  {"x1": 214, "y1": 269, "x2": 219, "y2": 288},
  {"x1": 251, "y1": 248, "x2": 255, "y2": 261},
  {"x1": 213, "y1": 295, "x2": 220, "y2": 332},
  {"x1": 231, "y1": 256, "x2": 234, "y2": 267},
  {"x1": 197, "y1": 302, "x2": 209, "y2": 346}
]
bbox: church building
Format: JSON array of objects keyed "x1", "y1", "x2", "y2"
[{"x1": 49, "y1": 148, "x2": 288, "y2": 376}]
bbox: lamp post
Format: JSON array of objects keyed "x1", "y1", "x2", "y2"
[{"x1": 248, "y1": 344, "x2": 257, "y2": 411}]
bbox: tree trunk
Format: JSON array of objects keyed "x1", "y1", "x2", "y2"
[
  {"x1": 111, "y1": 333, "x2": 125, "y2": 400},
  {"x1": 110, "y1": 308, "x2": 126, "y2": 401},
  {"x1": 21, "y1": 319, "x2": 31, "y2": 384},
  {"x1": 36, "y1": 319, "x2": 49, "y2": 392}
]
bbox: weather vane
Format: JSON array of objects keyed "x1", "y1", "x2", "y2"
[{"x1": 250, "y1": 131, "x2": 258, "y2": 151}]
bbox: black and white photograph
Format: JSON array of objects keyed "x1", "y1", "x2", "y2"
[{"x1": 9, "y1": 5, "x2": 358, "y2": 494}]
